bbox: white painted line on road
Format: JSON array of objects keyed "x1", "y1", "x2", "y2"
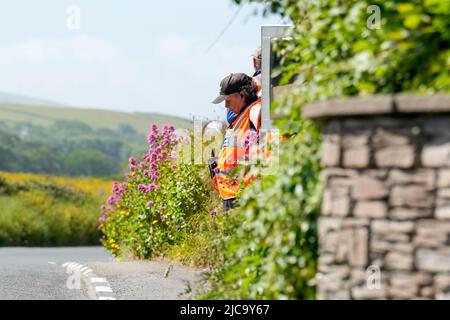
[
  {"x1": 62, "y1": 261, "x2": 117, "y2": 300},
  {"x1": 48, "y1": 261, "x2": 56, "y2": 265},
  {"x1": 95, "y1": 286, "x2": 113, "y2": 293}
]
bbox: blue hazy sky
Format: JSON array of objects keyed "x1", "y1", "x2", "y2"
[{"x1": 0, "y1": 0, "x2": 281, "y2": 120}]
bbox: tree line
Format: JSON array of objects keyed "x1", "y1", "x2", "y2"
[{"x1": 0, "y1": 119, "x2": 146, "y2": 177}]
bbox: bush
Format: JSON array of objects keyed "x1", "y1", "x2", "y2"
[
  {"x1": 0, "y1": 176, "x2": 16, "y2": 195},
  {"x1": 236, "y1": 0, "x2": 450, "y2": 96},
  {"x1": 0, "y1": 174, "x2": 107, "y2": 246},
  {"x1": 205, "y1": 0, "x2": 450, "y2": 300},
  {"x1": 204, "y1": 118, "x2": 322, "y2": 299},
  {"x1": 99, "y1": 124, "x2": 212, "y2": 259}
]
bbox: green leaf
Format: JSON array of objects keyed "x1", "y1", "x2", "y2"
[
  {"x1": 404, "y1": 14, "x2": 422, "y2": 29},
  {"x1": 424, "y1": 0, "x2": 450, "y2": 14},
  {"x1": 396, "y1": 3, "x2": 416, "y2": 14}
]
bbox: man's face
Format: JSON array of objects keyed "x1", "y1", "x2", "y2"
[
  {"x1": 225, "y1": 92, "x2": 245, "y2": 114},
  {"x1": 252, "y1": 56, "x2": 260, "y2": 72}
]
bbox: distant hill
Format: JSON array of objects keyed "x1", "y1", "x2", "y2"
[
  {"x1": 0, "y1": 92, "x2": 192, "y2": 178},
  {"x1": 0, "y1": 103, "x2": 191, "y2": 134},
  {"x1": 0, "y1": 91, "x2": 63, "y2": 107}
]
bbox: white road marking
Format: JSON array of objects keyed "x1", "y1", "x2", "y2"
[
  {"x1": 62, "y1": 261, "x2": 116, "y2": 300},
  {"x1": 95, "y1": 286, "x2": 113, "y2": 293},
  {"x1": 48, "y1": 261, "x2": 56, "y2": 265}
]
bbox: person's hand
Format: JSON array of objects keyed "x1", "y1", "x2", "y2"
[
  {"x1": 208, "y1": 156, "x2": 218, "y2": 178},
  {"x1": 208, "y1": 148, "x2": 218, "y2": 178}
]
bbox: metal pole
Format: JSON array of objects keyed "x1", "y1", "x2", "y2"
[{"x1": 260, "y1": 25, "x2": 293, "y2": 130}]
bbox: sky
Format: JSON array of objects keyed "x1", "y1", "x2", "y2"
[{"x1": 0, "y1": 0, "x2": 281, "y2": 120}]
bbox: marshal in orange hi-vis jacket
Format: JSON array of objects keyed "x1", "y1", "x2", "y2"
[
  {"x1": 211, "y1": 73, "x2": 270, "y2": 204},
  {"x1": 214, "y1": 98, "x2": 262, "y2": 200}
]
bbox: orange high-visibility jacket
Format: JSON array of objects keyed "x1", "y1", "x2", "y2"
[{"x1": 214, "y1": 99, "x2": 262, "y2": 200}]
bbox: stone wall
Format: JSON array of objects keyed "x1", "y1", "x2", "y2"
[{"x1": 303, "y1": 95, "x2": 450, "y2": 299}]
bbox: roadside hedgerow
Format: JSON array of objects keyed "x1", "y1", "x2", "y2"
[
  {"x1": 205, "y1": 0, "x2": 450, "y2": 300},
  {"x1": 0, "y1": 173, "x2": 110, "y2": 246},
  {"x1": 99, "y1": 124, "x2": 212, "y2": 259}
]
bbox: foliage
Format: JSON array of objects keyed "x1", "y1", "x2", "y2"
[
  {"x1": 0, "y1": 119, "x2": 145, "y2": 177},
  {"x1": 235, "y1": 0, "x2": 450, "y2": 97},
  {"x1": 99, "y1": 124, "x2": 213, "y2": 259},
  {"x1": 206, "y1": 0, "x2": 450, "y2": 300},
  {"x1": 0, "y1": 172, "x2": 112, "y2": 246},
  {"x1": 204, "y1": 118, "x2": 321, "y2": 299},
  {"x1": 164, "y1": 203, "x2": 225, "y2": 268}
]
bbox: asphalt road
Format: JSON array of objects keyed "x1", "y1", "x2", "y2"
[{"x1": 0, "y1": 247, "x2": 204, "y2": 300}]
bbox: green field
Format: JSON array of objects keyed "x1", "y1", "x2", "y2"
[
  {"x1": 0, "y1": 103, "x2": 191, "y2": 134},
  {"x1": 0, "y1": 102, "x2": 192, "y2": 177}
]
